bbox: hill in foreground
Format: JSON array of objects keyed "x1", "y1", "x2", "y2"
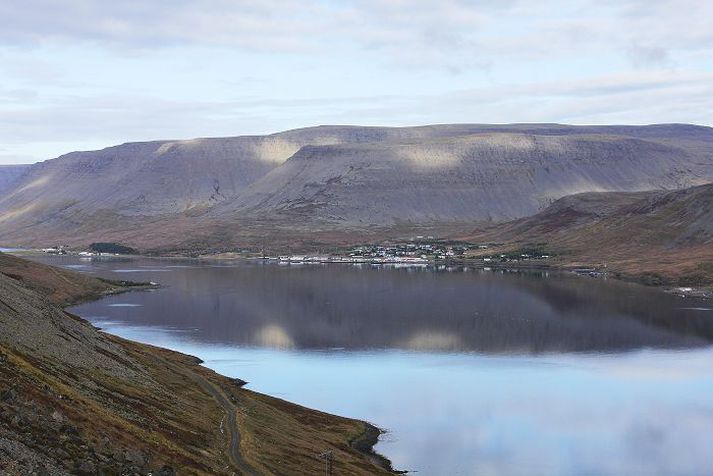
[{"x1": 0, "y1": 252, "x2": 391, "y2": 475}]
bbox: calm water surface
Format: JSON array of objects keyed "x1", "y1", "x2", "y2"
[{"x1": 35, "y1": 256, "x2": 713, "y2": 475}]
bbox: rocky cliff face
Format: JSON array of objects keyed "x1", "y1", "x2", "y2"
[{"x1": 1, "y1": 124, "x2": 712, "y2": 251}]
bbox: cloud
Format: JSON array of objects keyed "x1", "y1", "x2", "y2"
[
  {"x1": 0, "y1": 0, "x2": 711, "y2": 164},
  {"x1": 2, "y1": 69, "x2": 710, "y2": 164},
  {"x1": 1, "y1": 1, "x2": 711, "y2": 65},
  {"x1": 0, "y1": 0, "x2": 325, "y2": 52},
  {"x1": 334, "y1": 71, "x2": 713, "y2": 126},
  {"x1": 626, "y1": 45, "x2": 672, "y2": 69}
]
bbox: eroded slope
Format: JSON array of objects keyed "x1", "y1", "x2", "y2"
[
  {"x1": 0, "y1": 253, "x2": 392, "y2": 475},
  {"x1": 466, "y1": 183, "x2": 713, "y2": 285}
]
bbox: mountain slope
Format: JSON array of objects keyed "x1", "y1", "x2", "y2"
[
  {"x1": 0, "y1": 125, "x2": 503, "y2": 223},
  {"x1": 215, "y1": 132, "x2": 710, "y2": 225},
  {"x1": 1, "y1": 124, "x2": 712, "y2": 251},
  {"x1": 0, "y1": 165, "x2": 30, "y2": 196},
  {"x1": 466, "y1": 183, "x2": 713, "y2": 284},
  {"x1": 0, "y1": 252, "x2": 392, "y2": 474}
]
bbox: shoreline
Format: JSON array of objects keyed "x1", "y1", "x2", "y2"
[
  {"x1": 351, "y1": 423, "x2": 406, "y2": 474},
  {"x1": 0, "y1": 250, "x2": 397, "y2": 474},
  {"x1": 63, "y1": 266, "x2": 399, "y2": 473},
  {"x1": 14, "y1": 247, "x2": 713, "y2": 300}
]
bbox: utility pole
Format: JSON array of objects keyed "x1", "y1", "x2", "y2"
[{"x1": 318, "y1": 450, "x2": 334, "y2": 476}]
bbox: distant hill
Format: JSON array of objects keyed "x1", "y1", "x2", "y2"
[
  {"x1": 465, "y1": 183, "x2": 713, "y2": 285},
  {"x1": 1, "y1": 124, "x2": 713, "y2": 251}
]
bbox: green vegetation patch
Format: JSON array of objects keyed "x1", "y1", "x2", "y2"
[{"x1": 89, "y1": 242, "x2": 136, "y2": 254}]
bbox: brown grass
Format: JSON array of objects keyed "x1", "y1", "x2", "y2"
[{"x1": 0, "y1": 253, "x2": 393, "y2": 474}]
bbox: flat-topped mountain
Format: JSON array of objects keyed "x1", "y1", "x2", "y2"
[
  {"x1": 215, "y1": 131, "x2": 709, "y2": 224},
  {"x1": 1, "y1": 124, "x2": 712, "y2": 251}
]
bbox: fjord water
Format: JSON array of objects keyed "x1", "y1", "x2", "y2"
[{"x1": 38, "y1": 256, "x2": 713, "y2": 475}]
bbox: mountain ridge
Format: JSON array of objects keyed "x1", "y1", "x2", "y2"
[
  {"x1": 1, "y1": 123, "x2": 712, "y2": 251},
  {"x1": 464, "y1": 182, "x2": 713, "y2": 285}
]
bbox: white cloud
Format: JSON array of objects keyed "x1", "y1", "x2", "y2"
[
  {"x1": 0, "y1": 0, "x2": 711, "y2": 164},
  {"x1": 1, "y1": 1, "x2": 711, "y2": 63}
]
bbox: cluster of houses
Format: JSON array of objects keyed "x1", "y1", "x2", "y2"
[
  {"x1": 40, "y1": 246, "x2": 122, "y2": 258},
  {"x1": 482, "y1": 252, "x2": 551, "y2": 263},
  {"x1": 40, "y1": 246, "x2": 69, "y2": 255},
  {"x1": 40, "y1": 238, "x2": 552, "y2": 266},
  {"x1": 261, "y1": 239, "x2": 552, "y2": 266},
  {"x1": 263, "y1": 239, "x2": 489, "y2": 264},
  {"x1": 345, "y1": 242, "x2": 469, "y2": 261}
]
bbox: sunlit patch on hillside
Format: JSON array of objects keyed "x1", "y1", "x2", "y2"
[
  {"x1": 154, "y1": 139, "x2": 208, "y2": 156},
  {"x1": 545, "y1": 181, "x2": 614, "y2": 202},
  {"x1": 154, "y1": 142, "x2": 177, "y2": 155},
  {"x1": 397, "y1": 147, "x2": 460, "y2": 169},
  {"x1": 471, "y1": 133, "x2": 544, "y2": 151},
  {"x1": 252, "y1": 138, "x2": 302, "y2": 164}
]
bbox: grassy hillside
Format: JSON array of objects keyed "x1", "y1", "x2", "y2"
[
  {"x1": 464, "y1": 183, "x2": 713, "y2": 285},
  {"x1": 0, "y1": 252, "x2": 392, "y2": 474}
]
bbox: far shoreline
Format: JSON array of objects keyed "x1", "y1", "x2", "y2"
[{"x1": 14, "y1": 247, "x2": 712, "y2": 301}]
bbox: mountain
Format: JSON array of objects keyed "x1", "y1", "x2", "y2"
[
  {"x1": 213, "y1": 130, "x2": 710, "y2": 223},
  {"x1": 0, "y1": 164, "x2": 30, "y2": 196},
  {"x1": 1, "y1": 124, "x2": 712, "y2": 251},
  {"x1": 465, "y1": 183, "x2": 713, "y2": 285},
  {"x1": 0, "y1": 252, "x2": 391, "y2": 474}
]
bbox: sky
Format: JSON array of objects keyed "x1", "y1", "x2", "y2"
[{"x1": 1, "y1": 0, "x2": 712, "y2": 165}]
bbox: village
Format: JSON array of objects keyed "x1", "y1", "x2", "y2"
[
  {"x1": 262, "y1": 238, "x2": 552, "y2": 265},
  {"x1": 37, "y1": 238, "x2": 553, "y2": 266}
]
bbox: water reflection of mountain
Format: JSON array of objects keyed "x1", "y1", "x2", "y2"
[{"x1": 73, "y1": 261, "x2": 713, "y2": 353}]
